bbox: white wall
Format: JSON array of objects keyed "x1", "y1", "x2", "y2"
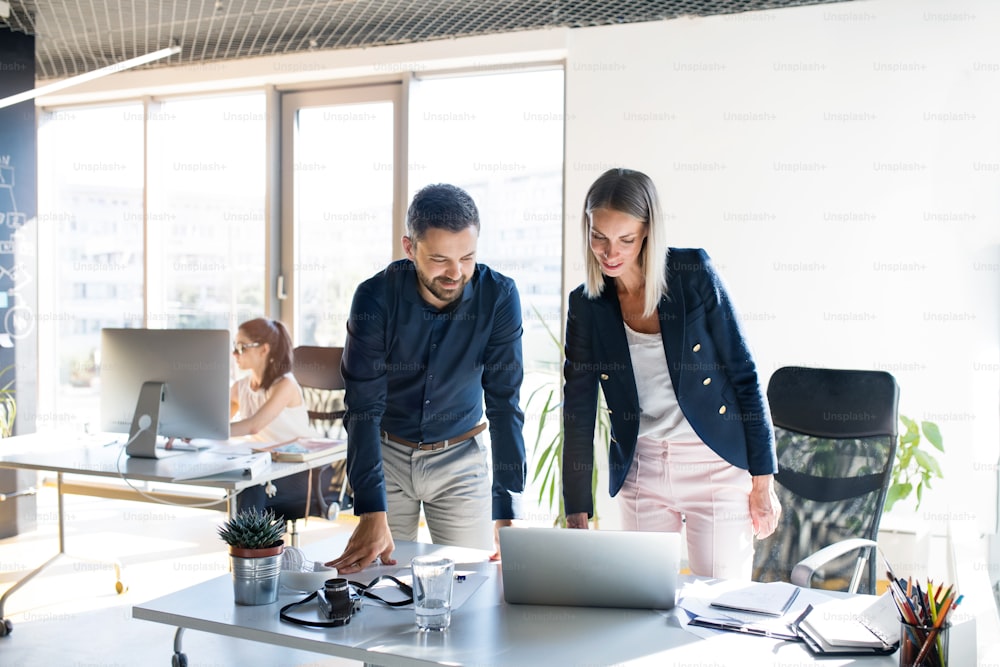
[{"x1": 564, "y1": 0, "x2": 1000, "y2": 542}]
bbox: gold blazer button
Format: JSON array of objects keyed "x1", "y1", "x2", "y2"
[
  {"x1": 703, "y1": 377, "x2": 712, "y2": 386},
  {"x1": 718, "y1": 405, "x2": 727, "y2": 415},
  {"x1": 692, "y1": 343, "x2": 702, "y2": 352},
  {"x1": 600, "y1": 373, "x2": 609, "y2": 380}
]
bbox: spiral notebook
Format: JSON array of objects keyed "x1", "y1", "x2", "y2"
[{"x1": 795, "y1": 593, "x2": 899, "y2": 656}]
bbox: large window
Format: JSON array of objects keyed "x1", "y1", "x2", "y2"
[
  {"x1": 147, "y1": 94, "x2": 267, "y2": 329},
  {"x1": 283, "y1": 87, "x2": 399, "y2": 347},
  {"x1": 409, "y1": 68, "x2": 565, "y2": 375},
  {"x1": 37, "y1": 104, "x2": 145, "y2": 431},
  {"x1": 37, "y1": 94, "x2": 267, "y2": 431}
]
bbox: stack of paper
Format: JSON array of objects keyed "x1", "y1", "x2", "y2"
[{"x1": 169, "y1": 451, "x2": 272, "y2": 481}]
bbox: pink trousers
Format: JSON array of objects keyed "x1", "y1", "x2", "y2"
[{"x1": 618, "y1": 436, "x2": 754, "y2": 580}]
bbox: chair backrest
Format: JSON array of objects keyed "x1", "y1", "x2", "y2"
[
  {"x1": 752, "y1": 366, "x2": 899, "y2": 594},
  {"x1": 292, "y1": 345, "x2": 346, "y2": 438}
]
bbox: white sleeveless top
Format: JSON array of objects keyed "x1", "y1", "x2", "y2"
[
  {"x1": 623, "y1": 322, "x2": 699, "y2": 443},
  {"x1": 234, "y1": 373, "x2": 317, "y2": 443}
]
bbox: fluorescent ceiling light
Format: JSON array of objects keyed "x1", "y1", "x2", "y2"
[{"x1": 0, "y1": 44, "x2": 181, "y2": 110}]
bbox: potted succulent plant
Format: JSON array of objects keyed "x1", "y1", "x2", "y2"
[{"x1": 218, "y1": 507, "x2": 286, "y2": 605}]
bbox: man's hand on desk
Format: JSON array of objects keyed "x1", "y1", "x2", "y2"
[
  {"x1": 565, "y1": 512, "x2": 589, "y2": 529},
  {"x1": 326, "y1": 511, "x2": 397, "y2": 574}
]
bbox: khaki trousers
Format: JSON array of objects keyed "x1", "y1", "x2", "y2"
[{"x1": 381, "y1": 432, "x2": 493, "y2": 551}]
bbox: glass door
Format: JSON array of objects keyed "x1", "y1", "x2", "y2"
[{"x1": 281, "y1": 85, "x2": 404, "y2": 345}]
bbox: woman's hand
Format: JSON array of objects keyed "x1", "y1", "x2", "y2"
[{"x1": 749, "y1": 475, "x2": 781, "y2": 539}]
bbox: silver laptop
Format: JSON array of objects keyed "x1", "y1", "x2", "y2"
[{"x1": 499, "y1": 527, "x2": 680, "y2": 609}]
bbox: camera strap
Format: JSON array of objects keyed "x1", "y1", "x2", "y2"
[
  {"x1": 280, "y1": 591, "x2": 341, "y2": 628},
  {"x1": 353, "y1": 574, "x2": 414, "y2": 606},
  {"x1": 279, "y1": 575, "x2": 415, "y2": 628}
]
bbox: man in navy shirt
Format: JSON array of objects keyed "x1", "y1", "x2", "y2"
[{"x1": 328, "y1": 183, "x2": 526, "y2": 573}]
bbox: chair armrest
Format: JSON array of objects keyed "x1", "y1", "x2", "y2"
[{"x1": 791, "y1": 538, "x2": 878, "y2": 592}]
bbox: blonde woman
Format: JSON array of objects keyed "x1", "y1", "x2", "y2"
[{"x1": 562, "y1": 168, "x2": 780, "y2": 579}]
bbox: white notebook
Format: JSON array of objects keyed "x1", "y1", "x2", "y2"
[
  {"x1": 709, "y1": 580, "x2": 802, "y2": 616},
  {"x1": 797, "y1": 593, "x2": 899, "y2": 651}
]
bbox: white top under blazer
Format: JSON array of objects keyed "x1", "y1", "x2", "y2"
[{"x1": 623, "y1": 322, "x2": 699, "y2": 443}]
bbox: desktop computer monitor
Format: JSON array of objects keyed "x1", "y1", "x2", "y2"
[{"x1": 99, "y1": 328, "x2": 231, "y2": 458}]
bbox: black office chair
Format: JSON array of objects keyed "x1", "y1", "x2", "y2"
[
  {"x1": 291, "y1": 345, "x2": 352, "y2": 523},
  {"x1": 752, "y1": 366, "x2": 899, "y2": 594}
]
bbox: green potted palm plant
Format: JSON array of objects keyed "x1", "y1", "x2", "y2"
[
  {"x1": 218, "y1": 507, "x2": 286, "y2": 605},
  {"x1": 526, "y1": 307, "x2": 611, "y2": 527}
]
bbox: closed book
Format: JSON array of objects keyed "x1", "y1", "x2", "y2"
[
  {"x1": 709, "y1": 581, "x2": 801, "y2": 616},
  {"x1": 253, "y1": 438, "x2": 346, "y2": 462}
]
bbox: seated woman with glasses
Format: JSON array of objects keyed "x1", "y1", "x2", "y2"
[{"x1": 231, "y1": 317, "x2": 318, "y2": 517}]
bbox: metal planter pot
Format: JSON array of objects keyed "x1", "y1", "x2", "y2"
[{"x1": 229, "y1": 543, "x2": 283, "y2": 606}]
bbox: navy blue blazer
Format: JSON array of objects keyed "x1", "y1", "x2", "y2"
[{"x1": 562, "y1": 247, "x2": 777, "y2": 518}]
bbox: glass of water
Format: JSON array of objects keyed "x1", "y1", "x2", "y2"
[{"x1": 411, "y1": 555, "x2": 455, "y2": 631}]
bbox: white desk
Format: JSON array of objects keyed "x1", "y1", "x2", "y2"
[
  {"x1": 133, "y1": 536, "x2": 899, "y2": 667},
  {"x1": 0, "y1": 432, "x2": 346, "y2": 636}
]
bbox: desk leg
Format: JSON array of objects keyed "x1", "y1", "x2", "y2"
[
  {"x1": 0, "y1": 473, "x2": 128, "y2": 637},
  {"x1": 53, "y1": 473, "x2": 127, "y2": 593},
  {"x1": 171, "y1": 626, "x2": 188, "y2": 667}
]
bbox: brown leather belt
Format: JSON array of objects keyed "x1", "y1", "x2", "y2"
[{"x1": 382, "y1": 423, "x2": 487, "y2": 451}]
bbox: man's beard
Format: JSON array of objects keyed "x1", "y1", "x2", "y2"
[{"x1": 415, "y1": 264, "x2": 467, "y2": 305}]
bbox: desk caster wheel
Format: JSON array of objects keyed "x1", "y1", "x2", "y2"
[
  {"x1": 171, "y1": 652, "x2": 188, "y2": 667},
  {"x1": 115, "y1": 580, "x2": 128, "y2": 594},
  {"x1": 325, "y1": 501, "x2": 341, "y2": 521},
  {"x1": 0, "y1": 618, "x2": 13, "y2": 637}
]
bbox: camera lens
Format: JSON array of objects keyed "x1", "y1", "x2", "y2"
[{"x1": 325, "y1": 578, "x2": 349, "y2": 594}]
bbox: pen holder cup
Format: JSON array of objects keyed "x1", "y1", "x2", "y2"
[{"x1": 899, "y1": 620, "x2": 950, "y2": 667}]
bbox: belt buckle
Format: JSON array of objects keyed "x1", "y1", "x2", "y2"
[{"x1": 417, "y1": 440, "x2": 446, "y2": 451}]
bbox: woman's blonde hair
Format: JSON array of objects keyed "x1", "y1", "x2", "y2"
[{"x1": 581, "y1": 168, "x2": 668, "y2": 317}]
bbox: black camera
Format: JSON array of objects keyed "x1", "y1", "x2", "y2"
[{"x1": 317, "y1": 578, "x2": 361, "y2": 626}]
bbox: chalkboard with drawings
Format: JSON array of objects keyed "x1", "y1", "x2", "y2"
[{"x1": 0, "y1": 26, "x2": 38, "y2": 435}]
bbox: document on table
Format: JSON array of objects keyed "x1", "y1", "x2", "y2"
[
  {"x1": 710, "y1": 580, "x2": 802, "y2": 616},
  {"x1": 677, "y1": 578, "x2": 832, "y2": 641},
  {"x1": 167, "y1": 450, "x2": 272, "y2": 481}
]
